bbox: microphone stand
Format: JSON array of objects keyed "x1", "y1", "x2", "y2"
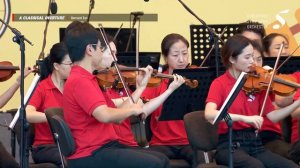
[
  {"x1": 177, "y1": 0, "x2": 224, "y2": 77},
  {"x1": 87, "y1": 0, "x2": 95, "y2": 22},
  {"x1": 199, "y1": 27, "x2": 227, "y2": 68},
  {"x1": 0, "y1": 19, "x2": 33, "y2": 168},
  {"x1": 125, "y1": 13, "x2": 141, "y2": 52}
]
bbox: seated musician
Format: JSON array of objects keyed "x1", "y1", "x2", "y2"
[
  {"x1": 263, "y1": 33, "x2": 289, "y2": 57},
  {"x1": 100, "y1": 35, "x2": 185, "y2": 148},
  {"x1": 141, "y1": 33, "x2": 195, "y2": 167},
  {"x1": 26, "y1": 42, "x2": 71, "y2": 166},
  {"x1": 63, "y1": 20, "x2": 171, "y2": 168},
  {"x1": 238, "y1": 22, "x2": 295, "y2": 159},
  {"x1": 204, "y1": 34, "x2": 299, "y2": 167}
]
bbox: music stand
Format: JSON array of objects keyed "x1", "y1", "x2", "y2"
[
  {"x1": 117, "y1": 55, "x2": 151, "y2": 68},
  {"x1": 159, "y1": 67, "x2": 219, "y2": 121},
  {"x1": 263, "y1": 56, "x2": 300, "y2": 74},
  {"x1": 190, "y1": 24, "x2": 239, "y2": 67},
  {"x1": 212, "y1": 72, "x2": 248, "y2": 168},
  {"x1": 117, "y1": 52, "x2": 161, "y2": 70}
]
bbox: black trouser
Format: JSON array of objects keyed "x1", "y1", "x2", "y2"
[
  {"x1": 0, "y1": 141, "x2": 19, "y2": 168},
  {"x1": 32, "y1": 144, "x2": 62, "y2": 166},
  {"x1": 259, "y1": 130, "x2": 292, "y2": 159},
  {"x1": 147, "y1": 145, "x2": 194, "y2": 166},
  {"x1": 216, "y1": 129, "x2": 298, "y2": 168},
  {"x1": 67, "y1": 141, "x2": 170, "y2": 168},
  {"x1": 288, "y1": 140, "x2": 300, "y2": 165}
]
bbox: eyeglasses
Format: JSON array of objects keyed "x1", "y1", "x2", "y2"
[
  {"x1": 91, "y1": 44, "x2": 106, "y2": 52},
  {"x1": 60, "y1": 62, "x2": 73, "y2": 66}
]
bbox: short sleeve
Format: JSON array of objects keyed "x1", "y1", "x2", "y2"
[
  {"x1": 206, "y1": 79, "x2": 224, "y2": 109},
  {"x1": 28, "y1": 83, "x2": 44, "y2": 110},
  {"x1": 73, "y1": 80, "x2": 107, "y2": 116}
]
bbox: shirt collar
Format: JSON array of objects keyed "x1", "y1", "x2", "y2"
[
  {"x1": 71, "y1": 65, "x2": 96, "y2": 80},
  {"x1": 44, "y1": 75, "x2": 57, "y2": 90}
]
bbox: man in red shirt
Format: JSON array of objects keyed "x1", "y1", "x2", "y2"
[
  {"x1": 63, "y1": 21, "x2": 170, "y2": 168},
  {"x1": 101, "y1": 35, "x2": 185, "y2": 147}
]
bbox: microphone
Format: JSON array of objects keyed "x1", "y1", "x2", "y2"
[
  {"x1": 130, "y1": 11, "x2": 144, "y2": 16},
  {"x1": 50, "y1": 0, "x2": 58, "y2": 14}
]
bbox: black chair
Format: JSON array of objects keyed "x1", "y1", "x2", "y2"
[
  {"x1": 144, "y1": 114, "x2": 191, "y2": 168},
  {"x1": 10, "y1": 110, "x2": 57, "y2": 168},
  {"x1": 45, "y1": 108, "x2": 75, "y2": 167},
  {"x1": 184, "y1": 111, "x2": 227, "y2": 168}
]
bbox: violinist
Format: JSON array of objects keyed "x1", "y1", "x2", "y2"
[
  {"x1": 0, "y1": 66, "x2": 32, "y2": 168},
  {"x1": 63, "y1": 21, "x2": 169, "y2": 168},
  {"x1": 26, "y1": 42, "x2": 71, "y2": 166},
  {"x1": 204, "y1": 35, "x2": 299, "y2": 167},
  {"x1": 141, "y1": 33, "x2": 195, "y2": 167},
  {"x1": 277, "y1": 56, "x2": 300, "y2": 164},
  {"x1": 251, "y1": 40, "x2": 293, "y2": 159},
  {"x1": 263, "y1": 33, "x2": 290, "y2": 57},
  {"x1": 236, "y1": 20, "x2": 266, "y2": 47},
  {"x1": 101, "y1": 36, "x2": 185, "y2": 149},
  {"x1": 239, "y1": 24, "x2": 295, "y2": 159}
]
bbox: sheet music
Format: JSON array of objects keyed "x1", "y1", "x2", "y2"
[
  {"x1": 9, "y1": 75, "x2": 40, "y2": 129},
  {"x1": 212, "y1": 72, "x2": 247, "y2": 124}
]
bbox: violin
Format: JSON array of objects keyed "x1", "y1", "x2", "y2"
[
  {"x1": 152, "y1": 72, "x2": 199, "y2": 88},
  {"x1": 93, "y1": 66, "x2": 199, "y2": 89},
  {"x1": 0, "y1": 61, "x2": 18, "y2": 82},
  {"x1": 94, "y1": 66, "x2": 143, "y2": 89},
  {"x1": 243, "y1": 66, "x2": 300, "y2": 96},
  {"x1": 0, "y1": 61, "x2": 38, "y2": 82}
]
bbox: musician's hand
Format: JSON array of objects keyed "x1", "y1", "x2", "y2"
[
  {"x1": 16, "y1": 67, "x2": 34, "y2": 84},
  {"x1": 130, "y1": 103, "x2": 144, "y2": 116},
  {"x1": 242, "y1": 115, "x2": 263, "y2": 129},
  {"x1": 168, "y1": 74, "x2": 185, "y2": 91},
  {"x1": 136, "y1": 65, "x2": 153, "y2": 89}
]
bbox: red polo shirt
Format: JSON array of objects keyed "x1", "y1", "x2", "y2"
[
  {"x1": 291, "y1": 72, "x2": 300, "y2": 143},
  {"x1": 106, "y1": 88, "x2": 138, "y2": 146},
  {"x1": 28, "y1": 75, "x2": 62, "y2": 147},
  {"x1": 206, "y1": 70, "x2": 275, "y2": 134},
  {"x1": 141, "y1": 71, "x2": 189, "y2": 146},
  {"x1": 63, "y1": 65, "x2": 119, "y2": 159}
]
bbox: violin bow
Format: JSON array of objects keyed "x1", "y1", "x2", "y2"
[
  {"x1": 275, "y1": 44, "x2": 300, "y2": 71},
  {"x1": 98, "y1": 24, "x2": 148, "y2": 147},
  {"x1": 98, "y1": 24, "x2": 139, "y2": 105},
  {"x1": 259, "y1": 43, "x2": 285, "y2": 117}
]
